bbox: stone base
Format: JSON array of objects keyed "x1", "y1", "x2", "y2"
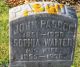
[{"x1": 10, "y1": 61, "x2": 72, "y2": 67}]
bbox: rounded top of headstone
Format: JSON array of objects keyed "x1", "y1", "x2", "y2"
[{"x1": 9, "y1": 2, "x2": 77, "y2": 22}]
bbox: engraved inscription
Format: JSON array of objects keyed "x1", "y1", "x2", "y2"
[{"x1": 10, "y1": 15, "x2": 76, "y2": 62}]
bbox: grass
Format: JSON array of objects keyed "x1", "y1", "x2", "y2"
[
  {"x1": 77, "y1": 13, "x2": 80, "y2": 33},
  {"x1": 73, "y1": 12, "x2": 80, "y2": 67},
  {"x1": 0, "y1": 0, "x2": 80, "y2": 67},
  {"x1": 0, "y1": 0, "x2": 9, "y2": 66}
]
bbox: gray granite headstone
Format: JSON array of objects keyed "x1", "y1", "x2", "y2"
[{"x1": 10, "y1": 13, "x2": 77, "y2": 67}]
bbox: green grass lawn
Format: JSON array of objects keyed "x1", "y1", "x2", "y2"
[
  {"x1": 0, "y1": 0, "x2": 9, "y2": 66},
  {"x1": 73, "y1": 13, "x2": 80, "y2": 67},
  {"x1": 0, "y1": 0, "x2": 80, "y2": 67}
]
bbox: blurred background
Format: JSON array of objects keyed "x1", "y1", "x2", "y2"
[{"x1": 0, "y1": 0, "x2": 80, "y2": 67}]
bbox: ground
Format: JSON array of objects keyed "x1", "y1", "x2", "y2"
[
  {"x1": 73, "y1": 12, "x2": 80, "y2": 67},
  {"x1": 0, "y1": 0, "x2": 80, "y2": 67}
]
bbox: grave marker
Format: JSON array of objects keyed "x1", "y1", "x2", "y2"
[{"x1": 9, "y1": 3, "x2": 78, "y2": 67}]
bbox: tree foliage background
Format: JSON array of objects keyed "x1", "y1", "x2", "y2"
[{"x1": 5, "y1": 0, "x2": 80, "y2": 7}]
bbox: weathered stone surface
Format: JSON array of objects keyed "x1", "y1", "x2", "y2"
[
  {"x1": 9, "y1": 2, "x2": 77, "y2": 22},
  {"x1": 9, "y1": 14, "x2": 77, "y2": 67}
]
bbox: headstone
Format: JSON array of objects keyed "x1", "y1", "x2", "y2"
[{"x1": 9, "y1": 3, "x2": 78, "y2": 67}]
